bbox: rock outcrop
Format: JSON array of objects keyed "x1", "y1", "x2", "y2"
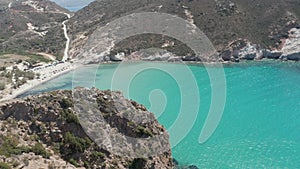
[
  {"x1": 280, "y1": 28, "x2": 300, "y2": 60},
  {"x1": 0, "y1": 88, "x2": 173, "y2": 169},
  {"x1": 221, "y1": 27, "x2": 300, "y2": 62},
  {"x1": 221, "y1": 39, "x2": 261, "y2": 61}
]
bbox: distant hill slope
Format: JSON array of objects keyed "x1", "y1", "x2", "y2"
[
  {"x1": 0, "y1": 0, "x2": 70, "y2": 58},
  {"x1": 68, "y1": 0, "x2": 300, "y2": 61}
]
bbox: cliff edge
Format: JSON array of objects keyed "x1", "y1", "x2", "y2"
[{"x1": 0, "y1": 88, "x2": 173, "y2": 169}]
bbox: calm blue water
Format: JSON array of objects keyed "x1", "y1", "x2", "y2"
[
  {"x1": 50, "y1": 0, "x2": 93, "y2": 11},
  {"x1": 21, "y1": 61, "x2": 300, "y2": 168},
  {"x1": 64, "y1": 6, "x2": 83, "y2": 12}
]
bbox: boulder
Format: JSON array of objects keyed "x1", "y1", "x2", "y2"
[{"x1": 262, "y1": 49, "x2": 282, "y2": 59}]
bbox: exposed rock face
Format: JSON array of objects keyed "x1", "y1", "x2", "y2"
[
  {"x1": 220, "y1": 39, "x2": 261, "y2": 61},
  {"x1": 262, "y1": 49, "x2": 282, "y2": 59},
  {"x1": 0, "y1": 88, "x2": 173, "y2": 169},
  {"x1": 118, "y1": 48, "x2": 182, "y2": 62},
  {"x1": 280, "y1": 28, "x2": 300, "y2": 60},
  {"x1": 220, "y1": 27, "x2": 300, "y2": 62},
  {"x1": 236, "y1": 42, "x2": 261, "y2": 60}
]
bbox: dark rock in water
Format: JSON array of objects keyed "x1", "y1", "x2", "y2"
[
  {"x1": 182, "y1": 55, "x2": 201, "y2": 61},
  {"x1": 220, "y1": 50, "x2": 232, "y2": 61},
  {"x1": 177, "y1": 165, "x2": 199, "y2": 169},
  {"x1": 242, "y1": 52, "x2": 257, "y2": 60},
  {"x1": 173, "y1": 158, "x2": 179, "y2": 166},
  {"x1": 281, "y1": 52, "x2": 300, "y2": 61},
  {"x1": 232, "y1": 49, "x2": 240, "y2": 58},
  {"x1": 262, "y1": 49, "x2": 282, "y2": 59},
  {"x1": 184, "y1": 165, "x2": 199, "y2": 169},
  {"x1": 173, "y1": 158, "x2": 199, "y2": 169}
]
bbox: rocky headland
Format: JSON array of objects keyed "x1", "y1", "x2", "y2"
[{"x1": 0, "y1": 88, "x2": 174, "y2": 169}]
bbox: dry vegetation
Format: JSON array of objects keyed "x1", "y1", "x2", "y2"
[{"x1": 69, "y1": 0, "x2": 300, "y2": 58}]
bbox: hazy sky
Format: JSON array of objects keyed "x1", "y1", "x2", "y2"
[{"x1": 50, "y1": 0, "x2": 94, "y2": 9}]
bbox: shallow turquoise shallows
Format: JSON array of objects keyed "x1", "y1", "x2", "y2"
[{"x1": 21, "y1": 61, "x2": 300, "y2": 168}]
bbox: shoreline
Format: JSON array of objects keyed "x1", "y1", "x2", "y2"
[
  {"x1": 0, "y1": 11, "x2": 73, "y2": 103},
  {"x1": 1, "y1": 58, "x2": 299, "y2": 102},
  {"x1": 82, "y1": 57, "x2": 300, "y2": 66},
  {"x1": 0, "y1": 62, "x2": 76, "y2": 102}
]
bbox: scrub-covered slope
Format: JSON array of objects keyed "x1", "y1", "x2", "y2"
[
  {"x1": 68, "y1": 0, "x2": 300, "y2": 61},
  {"x1": 0, "y1": 88, "x2": 173, "y2": 168},
  {"x1": 0, "y1": 0, "x2": 70, "y2": 57}
]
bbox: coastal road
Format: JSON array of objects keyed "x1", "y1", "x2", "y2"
[
  {"x1": 8, "y1": 5, "x2": 72, "y2": 61},
  {"x1": 62, "y1": 13, "x2": 71, "y2": 62}
]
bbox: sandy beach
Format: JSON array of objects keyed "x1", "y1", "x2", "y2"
[
  {"x1": 0, "y1": 9, "x2": 75, "y2": 102},
  {"x1": 0, "y1": 62, "x2": 75, "y2": 102}
]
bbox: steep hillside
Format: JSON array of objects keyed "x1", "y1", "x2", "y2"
[
  {"x1": 0, "y1": 88, "x2": 173, "y2": 168},
  {"x1": 68, "y1": 0, "x2": 300, "y2": 61},
  {"x1": 0, "y1": 0, "x2": 70, "y2": 58}
]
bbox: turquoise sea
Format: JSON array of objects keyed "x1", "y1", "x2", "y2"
[{"x1": 21, "y1": 61, "x2": 300, "y2": 168}]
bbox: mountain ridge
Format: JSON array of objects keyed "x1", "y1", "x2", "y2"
[
  {"x1": 68, "y1": 0, "x2": 300, "y2": 62},
  {"x1": 1, "y1": 0, "x2": 300, "y2": 61}
]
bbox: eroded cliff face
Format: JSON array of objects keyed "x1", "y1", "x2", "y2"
[
  {"x1": 220, "y1": 26, "x2": 300, "y2": 62},
  {"x1": 0, "y1": 88, "x2": 173, "y2": 169},
  {"x1": 280, "y1": 28, "x2": 300, "y2": 60}
]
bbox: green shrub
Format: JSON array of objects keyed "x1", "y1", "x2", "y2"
[
  {"x1": 0, "y1": 136, "x2": 30, "y2": 157},
  {"x1": 27, "y1": 54, "x2": 51, "y2": 63},
  {"x1": 51, "y1": 143, "x2": 60, "y2": 155},
  {"x1": 68, "y1": 158, "x2": 78, "y2": 167},
  {"x1": 129, "y1": 158, "x2": 147, "y2": 169},
  {"x1": 24, "y1": 71, "x2": 35, "y2": 80},
  {"x1": 0, "y1": 162, "x2": 11, "y2": 169},
  {"x1": 31, "y1": 142, "x2": 51, "y2": 159},
  {"x1": 83, "y1": 161, "x2": 90, "y2": 168},
  {"x1": 0, "y1": 82, "x2": 5, "y2": 90},
  {"x1": 59, "y1": 98, "x2": 73, "y2": 109},
  {"x1": 62, "y1": 110, "x2": 79, "y2": 124},
  {"x1": 90, "y1": 151, "x2": 105, "y2": 159},
  {"x1": 136, "y1": 126, "x2": 154, "y2": 137},
  {"x1": 63, "y1": 132, "x2": 91, "y2": 153}
]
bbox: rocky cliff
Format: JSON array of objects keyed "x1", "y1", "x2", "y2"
[{"x1": 0, "y1": 88, "x2": 173, "y2": 169}]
